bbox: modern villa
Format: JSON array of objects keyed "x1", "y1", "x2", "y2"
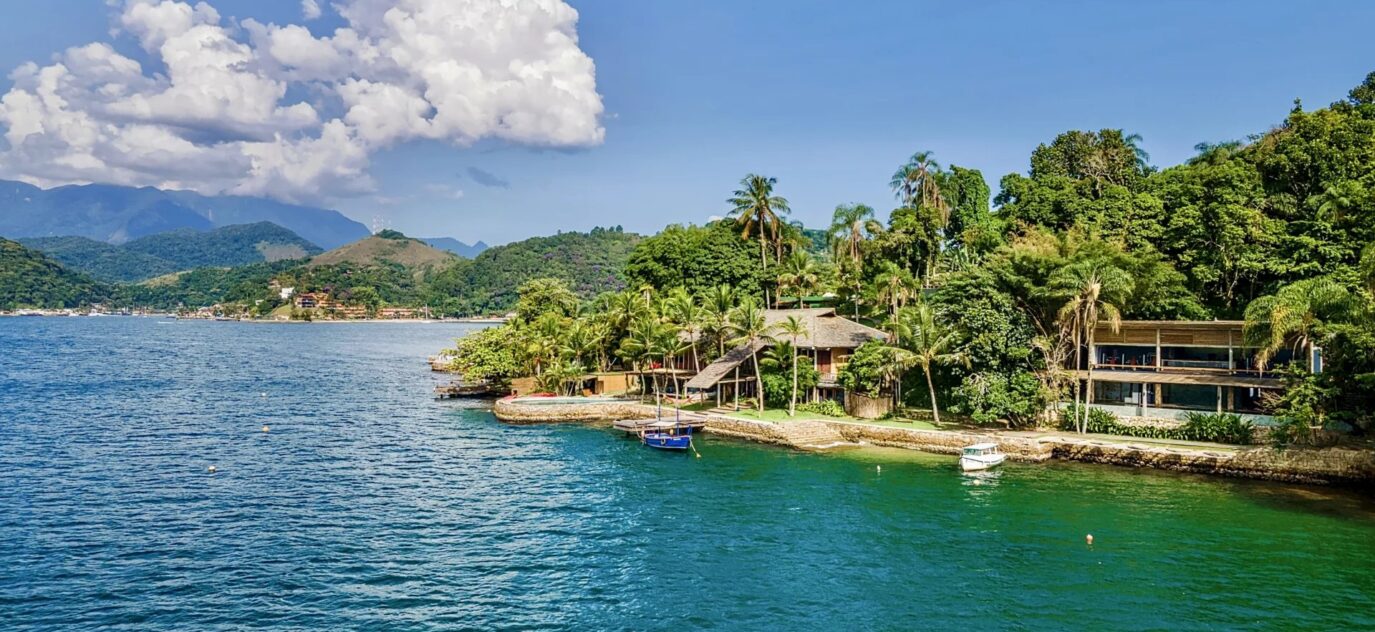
[
  {"x1": 1077, "y1": 320, "x2": 1319, "y2": 424},
  {"x1": 684, "y1": 308, "x2": 889, "y2": 406}
]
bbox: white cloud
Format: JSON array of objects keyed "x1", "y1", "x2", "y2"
[{"x1": 0, "y1": 0, "x2": 604, "y2": 203}]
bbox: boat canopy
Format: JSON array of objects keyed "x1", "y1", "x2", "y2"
[{"x1": 963, "y1": 443, "x2": 998, "y2": 452}]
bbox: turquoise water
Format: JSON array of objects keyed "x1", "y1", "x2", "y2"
[{"x1": 1, "y1": 318, "x2": 1373, "y2": 630}]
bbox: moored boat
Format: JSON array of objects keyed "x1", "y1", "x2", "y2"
[
  {"x1": 959, "y1": 443, "x2": 1006, "y2": 471},
  {"x1": 641, "y1": 420, "x2": 693, "y2": 451}
]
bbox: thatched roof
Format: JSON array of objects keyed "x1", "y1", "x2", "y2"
[
  {"x1": 684, "y1": 340, "x2": 768, "y2": 390},
  {"x1": 762, "y1": 309, "x2": 887, "y2": 350},
  {"x1": 684, "y1": 310, "x2": 886, "y2": 390}
]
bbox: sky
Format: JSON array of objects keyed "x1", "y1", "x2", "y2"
[{"x1": 1, "y1": 1, "x2": 1373, "y2": 245}]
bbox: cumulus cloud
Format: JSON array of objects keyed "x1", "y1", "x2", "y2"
[{"x1": 0, "y1": 0, "x2": 604, "y2": 203}]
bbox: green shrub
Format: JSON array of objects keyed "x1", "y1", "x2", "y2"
[
  {"x1": 798, "y1": 400, "x2": 846, "y2": 417},
  {"x1": 1059, "y1": 406, "x2": 1253, "y2": 444},
  {"x1": 1179, "y1": 412, "x2": 1254, "y2": 445}
]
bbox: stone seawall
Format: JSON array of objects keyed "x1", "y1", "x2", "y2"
[
  {"x1": 1051, "y1": 441, "x2": 1375, "y2": 485},
  {"x1": 492, "y1": 398, "x2": 648, "y2": 424},
  {"x1": 822, "y1": 423, "x2": 1056, "y2": 462},
  {"x1": 489, "y1": 399, "x2": 1375, "y2": 485}
]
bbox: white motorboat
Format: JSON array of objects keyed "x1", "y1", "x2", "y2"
[{"x1": 959, "y1": 443, "x2": 1006, "y2": 471}]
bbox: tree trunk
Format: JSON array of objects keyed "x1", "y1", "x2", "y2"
[
  {"x1": 752, "y1": 347, "x2": 765, "y2": 413},
  {"x1": 1084, "y1": 328, "x2": 1096, "y2": 434},
  {"x1": 789, "y1": 344, "x2": 799, "y2": 416},
  {"x1": 1071, "y1": 326, "x2": 1083, "y2": 434},
  {"x1": 924, "y1": 365, "x2": 940, "y2": 425}
]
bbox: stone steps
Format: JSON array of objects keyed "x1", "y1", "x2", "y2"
[{"x1": 778, "y1": 420, "x2": 855, "y2": 451}]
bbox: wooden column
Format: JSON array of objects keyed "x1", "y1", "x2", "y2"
[{"x1": 1155, "y1": 328, "x2": 1162, "y2": 369}]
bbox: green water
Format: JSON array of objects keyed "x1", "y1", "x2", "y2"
[{"x1": 2, "y1": 318, "x2": 1372, "y2": 630}]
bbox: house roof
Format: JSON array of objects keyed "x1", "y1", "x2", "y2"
[
  {"x1": 684, "y1": 340, "x2": 769, "y2": 390},
  {"x1": 684, "y1": 310, "x2": 887, "y2": 390},
  {"x1": 762, "y1": 308, "x2": 888, "y2": 350}
]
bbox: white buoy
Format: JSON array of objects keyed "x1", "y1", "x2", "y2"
[
  {"x1": 260, "y1": 392, "x2": 267, "y2": 398},
  {"x1": 207, "y1": 465, "x2": 217, "y2": 473},
  {"x1": 876, "y1": 465, "x2": 881, "y2": 473},
  {"x1": 262, "y1": 425, "x2": 270, "y2": 433},
  {"x1": 1086, "y1": 534, "x2": 1094, "y2": 545}
]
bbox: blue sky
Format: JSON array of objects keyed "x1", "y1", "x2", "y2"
[{"x1": 1, "y1": 1, "x2": 1374, "y2": 245}]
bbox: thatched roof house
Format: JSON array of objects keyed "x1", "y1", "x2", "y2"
[{"x1": 685, "y1": 309, "x2": 886, "y2": 392}]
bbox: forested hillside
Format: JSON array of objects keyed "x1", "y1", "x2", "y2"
[
  {"x1": 425, "y1": 227, "x2": 641, "y2": 315},
  {"x1": 21, "y1": 223, "x2": 320, "y2": 282},
  {"x1": 0, "y1": 239, "x2": 110, "y2": 309}
]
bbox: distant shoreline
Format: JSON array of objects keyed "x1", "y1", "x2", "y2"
[{"x1": 0, "y1": 313, "x2": 505, "y2": 325}]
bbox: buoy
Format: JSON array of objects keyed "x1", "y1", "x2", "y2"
[
  {"x1": 207, "y1": 465, "x2": 217, "y2": 473},
  {"x1": 262, "y1": 425, "x2": 270, "y2": 432},
  {"x1": 876, "y1": 465, "x2": 881, "y2": 473},
  {"x1": 260, "y1": 392, "x2": 267, "y2": 398},
  {"x1": 1086, "y1": 534, "x2": 1094, "y2": 545}
]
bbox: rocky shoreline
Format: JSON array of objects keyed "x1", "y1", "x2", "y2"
[{"x1": 490, "y1": 398, "x2": 1375, "y2": 486}]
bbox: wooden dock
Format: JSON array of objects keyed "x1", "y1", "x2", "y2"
[{"x1": 612, "y1": 417, "x2": 708, "y2": 434}]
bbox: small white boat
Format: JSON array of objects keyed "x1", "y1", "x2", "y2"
[{"x1": 959, "y1": 443, "x2": 1006, "y2": 471}]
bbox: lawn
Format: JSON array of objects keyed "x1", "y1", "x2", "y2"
[{"x1": 724, "y1": 407, "x2": 940, "y2": 431}]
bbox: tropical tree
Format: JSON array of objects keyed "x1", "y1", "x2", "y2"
[
  {"x1": 1045, "y1": 259, "x2": 1134, "y2": 433},
  {"x1": 701, "y1": 284, "x2": 738, "y2": 358},
  {"x1": 890, "y1": 151, "x2": 949, "y2": 220},
  {"x1": 896, "y1": 303, "x2": 968, "y2": 424},
  {"x1": 872, "y1": 262, "x2": 919, "y2": 337},
  {"x1": 828, "y1": 203, "x2": 879, "y2": 317},
  {"x1": 727, "y1": 174, "x2": 791, "y2": 306},
  {"x1": 664, "y1": 288, "x2": 706, "y2": 372},
  {"x1": 776, "y1": 251, "x2": 821, "y2": 307},
  {"x1": 776, "y1": 315, "x2": 809, "y2": 415},
  {"x1": 1243, "y1": 277, "x2": 1354, "y2": 369},
  {"x1": 726, "y1": 297, "x2": 774, "y2": 412},
  {"x1": 618, "y1": 317, "x2": 677, "y2": 406}
]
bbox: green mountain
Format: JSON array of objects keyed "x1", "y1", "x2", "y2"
[
  {"x1": 0, "y1": 238, "x2": 110, "y2": 309},
  {"x1": 426, "y1": 226, "x2": 641, "y2": 315},
  {"x1": 20, "y1": 222, "x2": 320, "y2": 283}
]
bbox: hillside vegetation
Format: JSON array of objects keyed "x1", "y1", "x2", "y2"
[
  {"x1": 309, "y1": 230, "x2": 455, "y2": 269},
  {"x1": 0, "y1": 239, "x2": 110, "y2": 309},
  {"x1": 21, "y1": 222, "x2": 320, "y2": 282},
  {"x1": 426, "y1": 226, "x2": 640, "y2": 315}
]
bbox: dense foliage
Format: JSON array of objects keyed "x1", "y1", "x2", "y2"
[
  {"x1": 0, "y1": 238, "x2": 110, "y2": 309},
  {"x1": 623, "y1": 221, "x2": 765, "y2": 297},
  {"x1": 426, "y1": 227, "x2": 640, "y2": 315},
  {"x1": 20, "y1": 222, "x2": 320, "y2": 282},
  {"x1": 1059, "y1": 407, "x2": 1254, "y2": 445}
]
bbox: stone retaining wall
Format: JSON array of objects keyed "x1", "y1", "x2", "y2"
[
  {"x1": 492, "y1": 398, "x2": 647, "y2": 424},
  {"x1": 821, "y1": 422, "x2": 1056, "y2": 463},
  {"x1": 1051, "y1": 442, "x2": 1375, "y2": 485}
]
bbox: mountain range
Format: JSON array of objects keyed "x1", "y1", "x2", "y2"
[
  {"x1": 0, "y1": 179, "x2": 370, "y2": 249},
  {"x1": 421, "y1": 237, "x2": 489, "y2": 259}
]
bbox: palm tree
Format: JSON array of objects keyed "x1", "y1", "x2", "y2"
[
  {"x1": 1243, "y1": 277, "x2": 1353, "y2": 370},
  {"x1": 896, "y1": 303, "x2": 968, "y2": 425},
  {"x1": 619, "y1": 317, "x2": 675, "y2": 404},
  {"x1": 828, "y1": 203, "x2": 879, "y2": 318},
  {"x1": 890, "y1": 151, "x2": 949, "y2": 224},
  {"x1": 701, "y1": 284, "x2": 737, "y2": 359},
  {"x1": 1120, "y1": 131, "x2": 1151, "y2": 170},
  {"x1": 665, "y1": 288, "x2": 705, "y2": 373},
  {"x1": 727, "y1": 174, "x2": 791, "y2": 306},
  {"x1": 872, "y1": 262, "x2": 919, "y2": 338},
  {"x1": 1046, "y1": 260, "x2": 1134, "y2": 433},
  {"x1": 776, "y1": 251, "x2": 820, "y2": 308},
  {"x1": 726, "y1": 297, "x2": 773, "y2": 412},
  {"x1": 776, "y1": 315, "x2": 809, "y2": 416}
]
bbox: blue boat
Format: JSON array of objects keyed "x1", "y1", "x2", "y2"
[{"x1": 641, "y1": 421, "x2": 694, "y2": 451}]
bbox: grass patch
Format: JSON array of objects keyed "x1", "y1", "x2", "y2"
[{"x1": 722, "y1": 407, "x2": 941, "y2": 431}]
